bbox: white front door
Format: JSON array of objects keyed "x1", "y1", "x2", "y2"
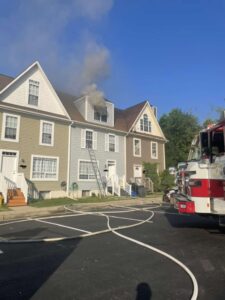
[
  {"x1": 107, "y1": 160, "x2": 116, "y2": 177},
  {"x1": 134, "y1": 165, "x2": 142, "y2": 178},
  {"x1": 1, "y1": 151, "x2": 18, "y2": 181}
]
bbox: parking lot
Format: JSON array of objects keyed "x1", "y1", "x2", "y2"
[{"x1": 0, "y1": 203, "x2": 225, "y2": 299}]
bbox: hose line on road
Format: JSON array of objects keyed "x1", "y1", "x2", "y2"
[{"x1": 65, "y1": 204, "x2": 198, "y2": 300}]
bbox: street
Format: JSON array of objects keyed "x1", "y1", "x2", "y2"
[{"x1": 0, "y1": 204, "x2": 225, "y2": 299}]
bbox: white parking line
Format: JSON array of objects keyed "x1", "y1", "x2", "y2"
[
  {"x1": 32, "y1": 218, "x2": 91, "y2": 234},
  {"x1": 108, "y1": 215, "x2": 153, "y2": 223}
]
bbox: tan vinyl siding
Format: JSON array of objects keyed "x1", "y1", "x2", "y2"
[
  {"x1": 0, "y1": 110, "x2": 69, "y2": 193},
  {"x1": 126, "y1": 135, "x2": 165, "y2": 181}
]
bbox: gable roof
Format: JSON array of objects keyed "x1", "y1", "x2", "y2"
[
  {"x1": 117, "y1": 101, "x2": 147, "y2": 131},
  {"x1": 0, "y1": 74, "x2": 14, "y2": 92},
  {"x1": 0, "y1": 66, "x2": 166, "y2": 139},
  {"x1": 0, "y1": 62, "x2": 70, "y2": 119}
]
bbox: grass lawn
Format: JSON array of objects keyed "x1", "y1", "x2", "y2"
[
  {"x1": 0, "y1": 205, "x2": 10, "y2": 211},
  {"x1": 29, "y1": 193, "x2": 162, "y2": 208}
]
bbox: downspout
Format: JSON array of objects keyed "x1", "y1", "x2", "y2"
[{"x1": 66, "y1": 121, "x2": 73, "y2": 196}]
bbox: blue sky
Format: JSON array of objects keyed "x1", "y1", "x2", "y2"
[{"x1": 1, "y1": 0, "x2": 225, "y2": 123}]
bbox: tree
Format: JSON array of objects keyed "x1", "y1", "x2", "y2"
[{"x1": 159, "y1": 109, "x2": 200, "y2": 168}]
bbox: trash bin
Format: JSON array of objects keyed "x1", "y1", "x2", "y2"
[{"x1": 137, "y1": 185, "x2": 146, "y2": 197}]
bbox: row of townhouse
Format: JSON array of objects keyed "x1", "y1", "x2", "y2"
[{"x1": 0, "y1": 61, "x2": 166, "y2": 206}]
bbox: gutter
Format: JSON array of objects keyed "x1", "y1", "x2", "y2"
[
  {"x1": 0, "y1": 104, "x2": 71, "y2": 123},
  {"x1": 66, "y1": 121, "x2": 73, "y2": 196}
]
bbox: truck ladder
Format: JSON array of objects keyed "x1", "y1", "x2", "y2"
[{"x1": 88, "y1": 147, "x2": 106, "y2": 198}]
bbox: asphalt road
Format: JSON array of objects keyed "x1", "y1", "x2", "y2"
[{"x1": 0, "y1": 204, "x2": 225, "y2": 300}]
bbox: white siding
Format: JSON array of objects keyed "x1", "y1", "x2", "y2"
[{"x1": 1, "y1": 65, "x2": 67, "y2": 116}]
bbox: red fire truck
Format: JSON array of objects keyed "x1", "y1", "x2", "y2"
[{"x1": 177, "y1": 119, "x2": 225, "y2": 225}]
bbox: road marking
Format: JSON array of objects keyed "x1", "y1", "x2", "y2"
[
  {"x1": 0, "y1": 249, "x2": 3, "y2": 254},
  {"x1": 32, "y1": 218, "x2": 91, "y2": 234},
  {"x1": 108, "y1": 215, "x2": 153, "y2": 223}
]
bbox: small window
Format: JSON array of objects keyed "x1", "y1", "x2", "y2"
[
  {"x1": 151, "y1": 142, "x2": 158, "y2": 159},
  {"x1": 94, "y1": 106, "x2": 107, "y2": 122},
  {"x1": 86, "y1": 130, "x2": 93, "y2": 149},
  {"x1": 1, "y1": 113, "x2": 20, "y2": 142},
  {"x1": 133, "y1": 138, "x2": 141, "y2": 156},
  {"x1": 28, "y1": 80, "x2": 39, "y2": 106},
  {"x1": 40, "y1": 121, "x2": 54, "y2": 146},
  {"x1": 109, "y1": 134, "x2": 115, "y2": 152},
  {"x1": 140, "y1": 114, "x2": 151, "y2": 133}
]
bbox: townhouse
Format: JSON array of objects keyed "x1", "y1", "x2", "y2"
[
  {"x1": 0, "y1": 62, "x2": 70, "y2": 205},
  {"x1": 0, "y1": 61, "x2": 166, "y2": 205},
  {"x1": 58, "y1": 91, "x2": 128, "y2": 198}
]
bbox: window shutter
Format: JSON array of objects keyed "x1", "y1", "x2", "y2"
[
  {"x1": 115, "y1": 135, "x2": 119, "y2": 152},
  {"x1": 93, "y1": 131, "x2": 97, "y2": 150},
  {"x1": 81, "y1": 129, "x2": 85, "y2": 148},
  {"x1": 105, "y1": 134, "x2": 109, "y2": 151}
]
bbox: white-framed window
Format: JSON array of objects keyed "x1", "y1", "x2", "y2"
[
  {"x1": 151, "y1": 142, "x2": 158, "y2": 159},
  {"x1": 31, "y1": 155, "x2": 59, "y2": 181},
  {"x1": 105, "y1": 134, "x2": 119, "y2": 152},
  {"x1": 39, "y1": 120, "x2": 54, "y2": 146},
  {"x1": 78, "y1": 160, "x2": 96, "y2": 180},
  {"x1": 1, "y1": 113, "x2": 20, "y2": 142},
  {"x1": 133, "y1": 138, "x2": 141, "y2": 157},
  {"x1": 28, "y1": 79, "x2": 39, "y2": 106},
  {"x1": 81, "y1": 129, "x2": 97, "y2": 150},
  {"x1": 140, "y1": 114, "x2": 151, "y2": 133},
  {"x1": 94, "y1": 106, "x2": 107, "y2": 122}
]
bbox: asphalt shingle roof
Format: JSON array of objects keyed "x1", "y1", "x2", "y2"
[{"x1": 0, "y1": 74, "x2": 155, "y2": 133}]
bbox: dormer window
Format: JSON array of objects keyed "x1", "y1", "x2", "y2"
[
  {"x1": 28, "y1": 79, "x2": 39, "y2": 106},
  {"x1": 140, "y1": 114, "x2": 151, "y2": 132},
  {"x1": 94, "y1": 106, "x2": 107, "y2": 122}
]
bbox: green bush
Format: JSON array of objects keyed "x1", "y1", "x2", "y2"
[
  {"x1": 143, "y1": 162, "x2": 175, "y2": 192},
  {"x1": 159, "y1": 170, "x2": 175, "y2": 191},
  {"x1": 143, "y1": 162, "x2": 161, "y2": 192}
]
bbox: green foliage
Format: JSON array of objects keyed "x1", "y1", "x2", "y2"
[
  {"x1": 159, "y1": 170, "x2": 175, "y2": 191},
  {"x1": 143, "y1": 162, "x2": 160, "y2": 191},
  {"x1": 202, "y1": 118, "x2": 216, "y2": 129},
  {"x1": 143, "y1": 162, "x2": 175, "y2": 192},
  {"x1": 159, "y1": 109, "x2": 201, "y2": 168}
]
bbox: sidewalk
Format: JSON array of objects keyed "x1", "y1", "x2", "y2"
[{"x1": 0, "y1": 197, "x2": 163, "y2": 221}]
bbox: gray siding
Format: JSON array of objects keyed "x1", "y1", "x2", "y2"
[
  {"x1": 74, "y1": 97, "x2": 86, "y2": 119},
  {"x1": 86, "y1": 99, "x2": 114, "y2": 127},
  {"x1": 69, "y1": 125, "x2": 125, "y2": 192}
]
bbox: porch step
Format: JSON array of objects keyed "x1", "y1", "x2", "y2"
[{"x1": 7, "y1": 188, "x2": 27, "y2": 207}]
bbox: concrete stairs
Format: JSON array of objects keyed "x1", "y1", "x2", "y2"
[{"x1": 7, "y1": 188, "x2": 27, "y2": 207}]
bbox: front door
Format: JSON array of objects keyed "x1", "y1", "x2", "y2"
[
  {"x1": 1, "y1": 151, "x2": 18, "y2": 181},
  {"x1": 134, "y1": 165, "x2": 142, "y2": 178}
]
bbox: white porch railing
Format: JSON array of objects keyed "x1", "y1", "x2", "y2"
[
  {"x1": 120, "y1": 175, "x2": 132, "y2": 196},
  {"x1": 0, "y1": 173, "x2": 28, "y2": 204},
  {"x1": 0, "y1": 174, "x2": 17, "y2": 204},
  {"x1": 106, "y1": 174, "x2": 131, "y2": 197},
  {"x1": 16, "y1": 173, "x2": 28, "y2": 203}
]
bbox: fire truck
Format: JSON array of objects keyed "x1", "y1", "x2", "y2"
[{"x1": 176, "y1": 119, "x2": 225, "y2": 225}]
